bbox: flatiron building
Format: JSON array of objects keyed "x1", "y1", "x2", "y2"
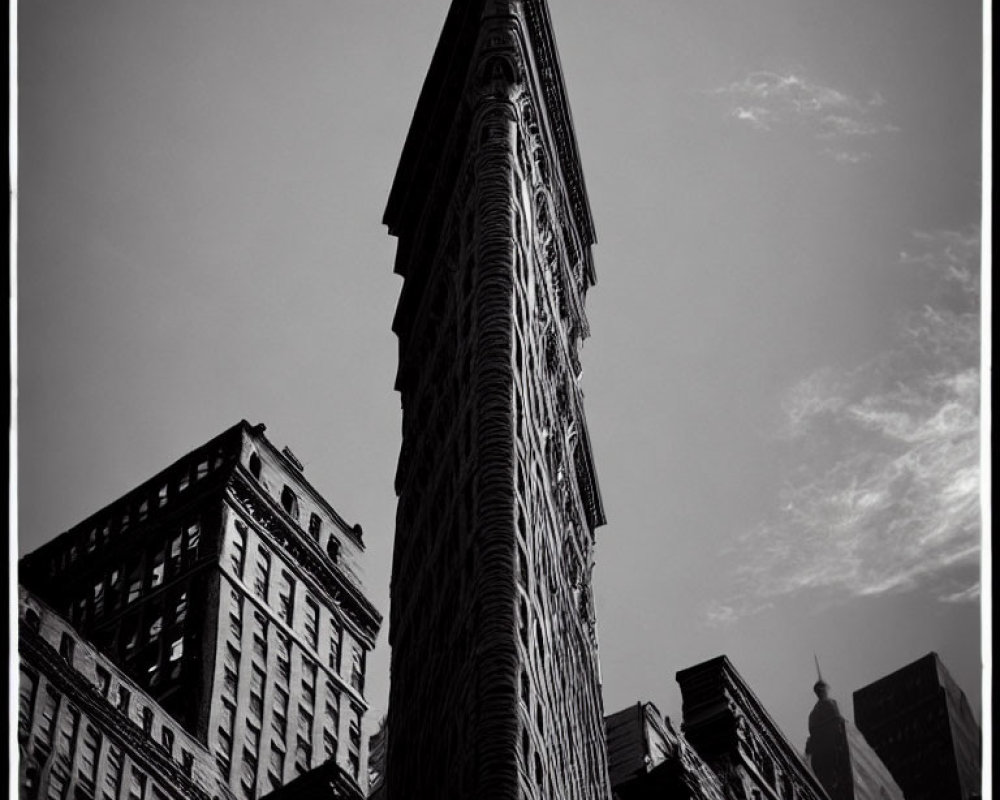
[{"x1": 382, "y1": 1, "x2": 610, "y2": 798}]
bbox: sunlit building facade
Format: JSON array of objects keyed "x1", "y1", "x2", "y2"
[{"x1": 18, "y1": 421, "x2": 382, "y2": 800}]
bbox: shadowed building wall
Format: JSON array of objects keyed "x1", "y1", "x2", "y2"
[
  {"x1": 676, "y1": 656, "x2": 830, "y2": 800},
  {"x1": 382, "y1": 1, "x2": 610, "y2": 798},
  {"x1": 804, "y1": 674, "x2": 903, "y2": 800},
  {"x1": 19, "y1": 422, "x2": 382, "y2": 800},
  {"x1": 853, "y1": 652, "x2": 981, "y2": 800},
  {"x1": 605, "y1": 702, "x2": 727, "y2": 800}
]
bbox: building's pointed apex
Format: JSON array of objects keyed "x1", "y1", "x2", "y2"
[{"x1": 813, "y1": 653, "x2": 829, "y2": 698}]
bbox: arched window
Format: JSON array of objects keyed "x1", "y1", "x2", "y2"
[
  {"x1": 248, "y1": 452, "x2": 262, "y2": 480},
  {"x1": 327, "y1": 537, "x2": 341, "y2": 563},
  {"x1": 280, "y1": 486, "x2": 298, "y2": 519}
]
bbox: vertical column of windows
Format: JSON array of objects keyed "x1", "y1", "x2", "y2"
[
  {"x1": 230, "y1": 523, "x2": 247, "y2": 578},
  {"x1": 328, "y1": 625, "x2": 342, "y2": 674},
  {"x1": 36, "y1": 687, "x2": 61, "y2": 755},
  {"x1": 278, "y1": 572, "x2": 295, "y2": 627},
  {"x1": 323, "y1": 682, "x2": 340, "y2": 763},
  {"x1": 102, "y1": 745, "x2": 123, "y2": 800},
  {"x1": 347, "y1": 705, "x2": 363, "y2": 780},
  {"x1": 48, "y1": 766, "x2": 69, "y2": 800},
  {"x1": 78, "y1": 725, "x2": 101, "y2": 792},
  {"x1": 254, "y1": 550, "x2": 271, "y2": 603},
  {"x1": 349, "y1": 644, "x2": 366, "y2": 695},
  {"x1": 294, "y1": 653, "x2": 315, "y2": 774},
  {"x1": 126, "y1": 768, "x2": 146, "y2": 800},
  {"x1": 303, "y1": 596, "x2": 319, "y2": 652},
  {"x1": 18, "y1": 669, "x2": 37, "y2": 743}
]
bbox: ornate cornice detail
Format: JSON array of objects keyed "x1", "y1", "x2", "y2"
[{"x1": 226, "y1": 477, "x2": 381, "y2": 644}]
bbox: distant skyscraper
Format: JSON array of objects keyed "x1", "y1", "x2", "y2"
[
  {"x1": 676, "y1": 656, "x2": 829, "y2": 800},
  {"x1": 19, "y1": 421, "x2": 382, "y2": 800},
  {"x1": 804, "y1": 667, "x2": 903, "y2": 800},
  {"x1": 382, "y1": 0, "x2": 610, "y2": 797},
  {"x1": 853, "y1": 652, "x2": 981, "y2": 800}
]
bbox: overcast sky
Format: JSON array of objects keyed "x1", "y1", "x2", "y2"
[{"x1": 16, "y1": 0, "x2": 984, "y2": 750}]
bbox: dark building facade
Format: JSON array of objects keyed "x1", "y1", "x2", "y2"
[
  {"x1": 853, "y1": 652, "x2": 981, "y2": 800},
  {"x1": 676, "y1": 656, "x2": 830, "y2": 800},
  {"x1": 19, "y1": 422, "x2": 382, "y2": 800},
  {"x1": 382, "y1": 0, "x2": 609, "y2": 798},
  {"x1": 605, "y1": 702, "x2": 726, "y2": 800},
  {"x1": 804, "y1": 673, "x2": 903, "y2": 800}
]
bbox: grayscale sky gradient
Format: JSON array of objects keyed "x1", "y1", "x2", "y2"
[{"x1": 17, "y1": 0, "x2": 984, "y2": 749}]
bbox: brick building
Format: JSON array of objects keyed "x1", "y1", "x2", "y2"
[
  {"x1": 18, "y1": 421, "x2": 381, "y2": 800},
  {"x1": 381, "y1": 0, "x2": 610, "y2": 797}
]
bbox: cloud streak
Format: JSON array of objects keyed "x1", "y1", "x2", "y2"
[
  {"x1": 714, "y1": 71, "x2": 897, "y2": 162},
  {"x1": 710, "y1": 229, "x2": 981, "y2": 624}
]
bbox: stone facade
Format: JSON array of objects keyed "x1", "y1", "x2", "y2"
[
  {"x1": 382, "y1": 1, "x2": 609, "y2": 798},
  {"x1": 676, "y1": 657, "x2": 830, "y2": 800},
  {"x1": 853, "y1": 652, "x2": 981, "y2": 800},
  {"x1": 18, "y1": 422, "x2": 382, "y2": 800}
]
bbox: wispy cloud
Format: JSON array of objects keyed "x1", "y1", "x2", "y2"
[
  {"x1": 713, "y1": 71, "x2": 897, "y2": 163},
  {"x1": 709, "y1": 228, "x2": 981, "y2": 625}
]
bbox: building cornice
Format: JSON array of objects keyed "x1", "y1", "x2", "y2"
[{"x1": 226, "y1": 476, "x2": 382, "y2": 645}]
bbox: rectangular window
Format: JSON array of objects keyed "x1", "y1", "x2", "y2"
[
  {"x1": 18, "y1": 670, "x2": 37, "y2": 742},
  {"x1": 249, "y1": 666, "x2": 266, "y2": 722},
  {"x1": 161, "y1": 727, "x2": 174, "y2": 757},
  {"x1": 308, "y1": 513, "x2": 322, "y2": 540},
  {"x1": 322, "y1": 729, "x2": 337, "y2": 761},
  {"x1": 142, "y1": 707, "x2": 154, "y2": 735},
  {"x1": 196, "y1": 460, "x2": 209, "y2": 481},
  {"x1": 168, "y1": 534, "x2": 183, "y2": 575},
  {"x1": 297, "y1": 706, "x2": 313, "y2": 742},
  {"x1": 328, "y1": 626, "x2": 342, "y2": 672},
  {"x1": 96, "y1": 666, "x2": 111, "y2": 696},
  {"x1": 276, "y1": 633, "x2": 291, "y2": 681},
  {"x1": 126, "y1": 559, "x2": 143, "y2": 605},
  {"x1": 59, "y1": 633, "x2": 75, "y2": 663},
  {"x1": 48, "y1": 768, "x2": 68, "y2": 800},
  {"x1": 94, "y1": 580, "x2": 106, "y2": 617},
  {"x1": 303, "y1": 596, "x2": 319, "y2": 650},
  {"x1": 278, "y1": 572, "x2": 295, "y2": 625},
  {"x1": 186, "y1": 522, "x2": 201, "y2": 559},
  {"x1": 57, "y1": 705, "x2": 80, "y2": 759},
  {"x1": 228, "y1": 591, "x2": 243, "y2": 640},
  {"x1": 350, "y1": 645, "x2": 366, "y2": 693},
  {"x1": 78, "y1": 725, "x2": 101, "y2": 789},
  {"x1": 230, "y1": 524, "x2": 247, "y2": 578},
  {"x1": 150, "y1": 546, "x2": 165, "y2": 589},
  {"x1": 254, "y1": 550, "x2": 270, "y2": 601},
  {"x1": 127, "y1": 768, "x2": 147, "y2": 800},
  {"x1": 158, "y1": 483, "x2": 169, "y2": 508},
  {"x1": 174, "y1": 590, "x2": 189, "y2": 624},
  {"x1": 181, "y1": 751, "x2": 193, "y2": 778},
  {"x1": 301, "y1": 660, "x2": 317, "y2": 706},
  {"x1": 268, "y1": 744, "x2": 285, "y2": 790},
  {"x1": 252, "y1": 618, "x2": 268, "y2": 662},
  {"x1": 117, "y1": 687, "x2": 131, "y2": 714},
  {"x1": 324, "y1": 683, "x2": 340, "y2": 735},
  {"x1": 271, "y1": 687, "x2": 289, "y2": 739}
]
